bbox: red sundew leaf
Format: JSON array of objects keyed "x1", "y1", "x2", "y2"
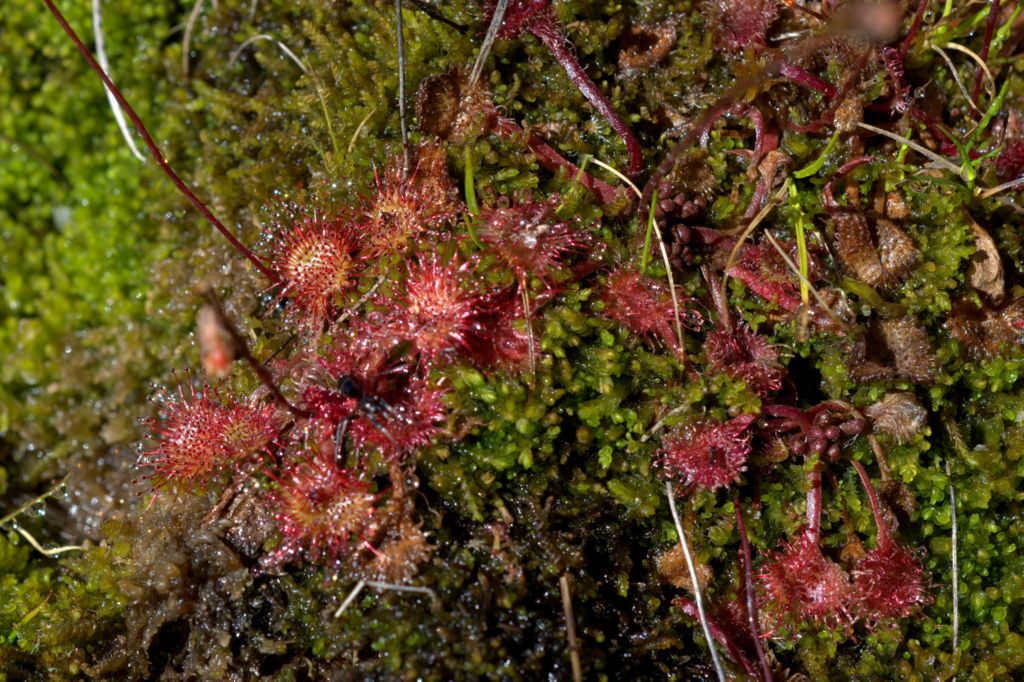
[
  {"x1": 142, "y1": 378, "x2": 282, "y2": 487},
  {"x1": 601, "y1": 266, "x2": 702, "y2": 353},
  {"x1": 995, "y1": 139, "x2": 1024, "y2": 181},
  {"x1": 726, "y1": 240, "x2": 825, "y2": 313},
  {"x1": 261, "y1": 452, "x2": 380, "y2": 573},
  {"x1": 463, "y1": 286, "x2": 534, "y2": 370},
  {"x1": 705, "y1": 324, "x2": 784, "y2": 396},
  {"x1": 702, "y1": 0, "x2": 779, "y2": 52},
  {"x1": 661, "y1": 414, "x2": 757, "y2": 491},
  {"x1": 263, "y1": 206, "x2": 363, "y2": 334},
  {"x1": 397, "y1": 253, "x2": 487, "y2": 365},
  {"x1": 477, "y1": 193, "x2": 590, "y2": 284},
  {"x1": 852, "y1": 541, "x2": 931, "y2": 624},
  {"x1": 362, "y1": 148, "x2": 461, "y2": 258},
  {"x1": 297, "y1": 324, "x2": 449, "y2": 460},
  {"x1": 482, "y1": 0, "x2": 550, "y2": 39},
  {"x1": 347, "y1": 375, "x2": 449, "y2": 459},
  {"x1": 757, "y1": 530, "x2": 853, "y2": 630}
]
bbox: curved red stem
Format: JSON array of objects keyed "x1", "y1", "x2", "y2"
[
  {"x1": 734, "y1": 496, "x2": 773, "y2": 682},
  {"x1": 900, "y1": 0, "x2": 931, "y2": 57},
  {"x1": 529, "y1": 16, "x2": 644, "y2": 175},
  {"x1": 851, "y1": 459, "x2": 893, "y2": 549},
  {"x1": 702, "y1": 265, "x2": 732, "y2": 332},
  {"x1": 41, "y1": 0, "x2": 277, "y2": 282},
  {"x1": 492, "y1": 116, "x2": 624, "y2": 206},
  {"x1": 778, "y1": 61, "x2": 837, "y2": 99},
  {"x1": 823, "y1": 156, "x2": 875, "y2": 211},
  {"x1": 676, "y1": 598, "x2": 758, "y2": 678}
]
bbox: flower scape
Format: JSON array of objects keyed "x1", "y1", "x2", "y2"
[{"x1": 3, "y1": 0, "x2": 1024, "y2": 679}]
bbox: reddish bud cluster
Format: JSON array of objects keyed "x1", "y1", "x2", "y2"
[
  {"x1": 661, "y1": 414, "x2": 757, "y2": 490},
  {"x1": 761, "y1": 402, "x2": 866, "y2": 461}
]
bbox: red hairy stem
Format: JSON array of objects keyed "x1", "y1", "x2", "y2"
[
  {"x1": 805, "y1": 462, "x2": 823, "y2": 542},
  {"x1": 851, "y1": 460, "x2": 892, "y2": 549},
  {"x1": 41, "y1": 0, "x2": 277, "y2": 282},
  {"x1": 900, "y1": 0, "x2": 930, "y2": 57},
  {"x1": 492, "y1": 116, "x2": 624, "y2": 205},
  {"x1": 676, "y1": 598, "x2": 758, "y2": 678},
  {"x1": 973, "y1": 0, "x2": 1001, "y2": 106},
  {"x1": 822, "y1": 156, "x2": 875, "y2": 211},
  {"x1": 734, "y1": 497, "x2": 773, "y2": 682},
  {"x1": 778, "y1": 61, "x2": 838, "y2": 99},
  {"x1": 526, "y1": 14, "x2": 644, "y2": 175}
]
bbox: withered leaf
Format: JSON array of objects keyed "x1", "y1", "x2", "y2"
[{"x1": 967, "y1": 219, "x2": 1004, "y2": 303}]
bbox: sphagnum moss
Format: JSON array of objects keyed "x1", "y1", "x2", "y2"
[{"x1": 3, "y1": 0, "x2": 1024, "y2": 679}]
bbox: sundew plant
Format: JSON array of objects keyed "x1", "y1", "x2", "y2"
[{"x1": 2, "y1": 0, "x2": 1024, "y2": 679}]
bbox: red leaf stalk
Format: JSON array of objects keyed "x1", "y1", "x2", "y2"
[
  {"x1": 972, "y1": 0, "x2": 1001, "y2": 106},
  {"x1": 734, "y1": 497, "x2": 773, "y2": 682},
  {"x1": 486, "y1": 1, "x2": 643, "y2": 175},
  {"x1": 41, "y1": 0, "x2": 276, "y2": 281}
]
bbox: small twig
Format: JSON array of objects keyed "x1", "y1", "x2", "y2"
[
  {"x1": 855, "y1": 122, "x2": 965, "y2": 177},
  {"x1": 182, "y1": 0, "x2": 206, "y2": 79},
  {"x1": 930, "y1": 44, "x2": 982, "y2": 114},
  {"x1": 406, "y1": 0, "x2": 468, "y2": 33},
  {"x1": 666, "y1": 481, "x2": 726, "y2": 682},
  {"x1": 978, "y1": 174, "x2": 1024, "y2": 198},
  {"x1": 395, "y1": 0, "x2": 410, "y2": 179},
  {"x1": 640, "y1": 404, "x2": 688, "y2": 443},
  {"x1": 228, "y1": 34, "x2": 309, "y2": 73},
  {"x1": 0, "y1": 476, "x2": 70, "y2": 529},
  {"x1": 334, "y1": 579, "x2": 440, "y2": 617},
  {"x1": 760, "y1": 230, "x2": 844, "y2": 329},
  {"x1": 520, "y1": 281, "x2": 537, "y2": 380},
  {"x1": 721, "y1": 181, "x2": 789, "y2": 297},
  {"x1": 946, "y1": 458, "x2": 960, "y2": 652},
  {"x1": 470, "y1": 0, "x2": 509, "y2": 87},
  {"x1": 13, "y1": 526, "x2": 85, "y2": 558},
  {"x1": 651, "y1": 202, "x2": 687, "y2": 357},
  {"x1": 334, "y1": 579, "x2": 367, "y2": 616},
  {"x1": 944, "y1": 41, "x2": 996, "y2": 100},
  {"x1": 559, "y1": 575, "x2": 583, "y2": 682},
  {"x1": 347, "y1": 106, "x2": 378, "y2": 157},
  {"x1": 332, "y1": 275, "x2": 387, "y2": 332},
  {"x1": 585, "y1": 155, "x2": 642, "y2": 197},
  {"x1": 92, "y1": 0, "x2": 145, "y2": 161}
]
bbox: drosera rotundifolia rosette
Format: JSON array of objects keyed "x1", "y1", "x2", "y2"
[{"x1": 2, "y1": 0, "x2": 1023, "y2": 677}]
